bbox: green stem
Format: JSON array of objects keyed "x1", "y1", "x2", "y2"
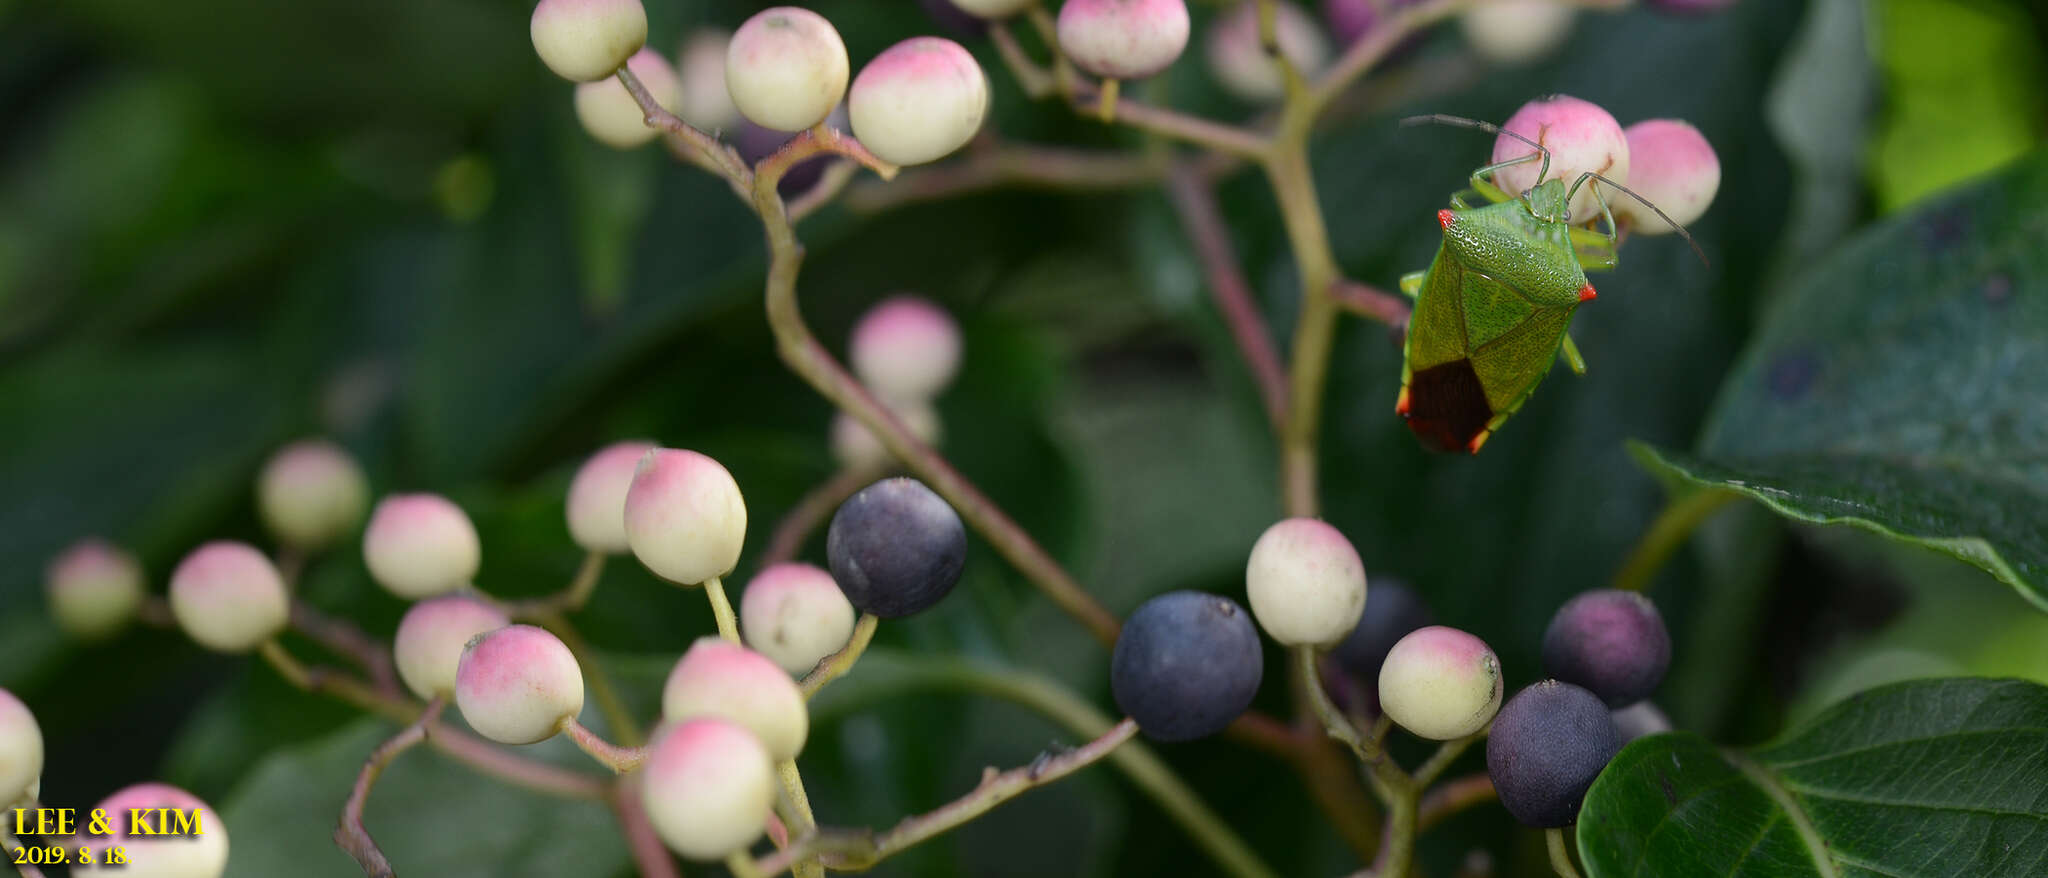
[
  {"x1": 559, "y1": 716, "x2": 647, "y2": 773},
  {"x1": 1547, "y1": 828, "x2": 1583, "y2": 878},
  {"x1": 1265, "y1": 144, "x2": 1342, "y2": 518},
  {"x1": 505, "y1": 552, "x2": 607, "y2": 617},
  {"x1": 801, "y1": 613, "x2": 879, "y2": 698},
  {"x1": 1613, "y1": 489, "x2": 1738, "y2": 592},
  {"x1": 704, "y1": 575, "x2": 742, "y2": 643}
]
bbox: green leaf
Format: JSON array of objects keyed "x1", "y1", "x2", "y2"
[
  {"x1": 1632, "y1": 152, "x2": 2048, "y2": 610},
  {"x1": 1578, "y1": 677, "x2": 2048, "y2": 878}
]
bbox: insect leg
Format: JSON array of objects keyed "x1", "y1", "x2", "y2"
[
  {"x1": 1399, "y1": 271, "x2": 1426, "y2": 299},
  {"x1": 1571, "y1": 228, "x2": 1619, "y2": 272},
  {"x1": 1469, "y1": 153, "x2": 1539, "y2": 204},
  {"x1": 1561, "y1": 333, "x2": 1587, "y2": 376}
]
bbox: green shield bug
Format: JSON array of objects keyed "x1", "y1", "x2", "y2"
[{"x1": 1394, "y1": 114, "x2": 1704, "y2": 454}]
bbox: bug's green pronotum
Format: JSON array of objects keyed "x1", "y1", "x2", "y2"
[{"x1": 1395, "y1": 115, "x2": 1702, "y2": 454}]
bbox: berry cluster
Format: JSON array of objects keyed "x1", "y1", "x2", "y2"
[{"x1": 1490, "y1": 94, "x2": 1721, "y2": 230}]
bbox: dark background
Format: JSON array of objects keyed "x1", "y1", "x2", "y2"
[{"x1": 3, "y1": 0, "x2": 2045, "y2": 875}]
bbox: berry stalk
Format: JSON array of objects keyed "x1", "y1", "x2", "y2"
[
  {"x1": 336, "y1": 697, "x2": 446, "y2": 878},
  {"x1": 560, "y1": 717, "x2": 649, "y2": 773},
  {"x1": 799, "y1": 613, "x2": 879, "y2": 698}
]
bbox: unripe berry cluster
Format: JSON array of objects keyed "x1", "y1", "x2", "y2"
[
  {"x1": 1206, "y1": 1, "x2": 1331, "y2": 103},
  {"x1": 1490, "y1": 94, "x2": 1721, "y2": 229},
  {"x1": 835, "y1": 296, "x2": 962, "y2": 469}
]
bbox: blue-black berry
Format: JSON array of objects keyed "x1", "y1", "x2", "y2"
[
  {"x1": 1111, "y1": 591, "x2": 1263, "y2": 742},
  {"x1": 1541, "y1": 590, "x2": 1670, "y2": 707},
  {"x1": 1486, "y1": 680, "x2": 1620, "y2": 827},
  {"x1": 826, "y1": 478, "x2": 966, "y2": 618},
  {"x1": 1331, "y1": 578, "x2": 1432, "y2": 682}
]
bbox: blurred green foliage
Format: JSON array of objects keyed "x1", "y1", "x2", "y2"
[{"x1": 1, "y1": 0, "x2": 2044, "y2": 876}]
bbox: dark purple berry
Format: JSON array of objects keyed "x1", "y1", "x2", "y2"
[
  {"x1": 1331, "y1": 579, "x2": 1432, "y2": 682},
  {"x1": 1486, "y1": 680, "x2": 1621, "y2": 827},
  {"x1": 919, "y1": 0, "x2": 988, "y2": 38},
  {"x1": 1111, "y1": 591, "x2": 1263, "y2": 742},
  {"x1": 826, "y1": 478, "x2": 966, "y2": 618},
  {"x1": 1541, "y1": 590, "x2": 1671, "y2": 707}
]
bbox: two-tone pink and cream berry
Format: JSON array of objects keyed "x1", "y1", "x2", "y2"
[
  {"x1": 676, "y1": 28, "x2": 739, "y2": 132},
  {"x1": 1460, "y1": 0, "x2": 1574, "y2": 67},
  {"x1": 394, "y1": 595, "x2": 510, "y2": 700},
  {"x1": 363, "y1": 493, "x2": 482, "y2": 599},
  {"x1": 455, "y1": 625, "x2": 585, "y2": 745},
  {"x1": 661, "y1": 637, "x2": 809, "y2": 760},
  {"x1": 725, "y1": 7, "x2": 849, "y2": 132},
  {"x1": 1057, "y1": 0, "x2": 1191, "y2": 81},
  {"x1": 623, "y1": 449, "x2": 747, "y2": 586},
  {"x1": 640, "y1": 718, "x2": 776, "y2": 860},
  {"x1": 530, "y1": 0, "x2": 649, "y2": 83},
  {"x1": 257, "y1": 439, "x2": 369, "y2": 550},
  {"x1": 741, "y1": 563, "x2": 857, "y2": 674},
  {"x1": 1245, "y1": 518, "x2": 1368, "y2": 647},
  {"x1": 1205, "y1": 1, "x2": 1330, "y2": 103},
  {"x1": 168, "y1": 542, "x2": 289, "y2": 653},
  {"x1": 830, "y1": 402, "x2": 941, "y2": 472},
  {"x1": 72, "y1": 783, "x2": 228, "y2": 878},
  {"x1": 1615, "y1": 119, "x2": 1719, "y2": 232},
  {"x1": 1378, "y1": 625, "x2": 1503, "y2": 740},
  {"x1": 848, "y1": 37, "x2": 988, "y2": 167},
  {"x1": 1491, "y1": 94, "x2": 1629, "y2": 224},
  {"x1": 566, "y1": 439, "x2": 658, "y2": 553},
  {"x1": 0, "y1": 689, "x2": 41, "y2": 808},
  {"x1": 44, "y1": 538, "x2": 145, "y2": 640},
  {"x1": 577, "y1": 50, "x2": 682, "y2": 149},
  {"x1": 850, "y1": 296, "x2": 962, "y2": 404}
]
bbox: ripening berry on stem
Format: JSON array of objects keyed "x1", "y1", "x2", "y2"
[
  {"x1": 1244, "y1": 517, "x2": 1367, "y2": 647},
  {"x1": 948, "y1": 0, "x2": 1036, "y2": 20},
  {"x1": 565, "y1": 439, "x2": 657, "y2": 553},
  {"x1": 1205, "y1": 1, "x2": 1331, "y2": 103},
  {"x1": 850, "y1": 295, "x2": 962, "y2": 403},
  {"x1": 168, "y1": 541, "x2": 289, "y2": 653},
  {"x1": 741, "y1": 562, "x2": 857, "y2": 674},
  {"x1": 675, "y1": 28, "x2": 739, "y2": 133},
  {"x1": 661, "y1": 637, "x2": 809, "y2": 760},
  {"x1": 576, "y1": 49, "x2": 681, "y2": 150},
  {"x1": 1378, "y1": 626, "x2": 1502, "y2": 740},
  {"x1": 848, "y1": 37, "x2": 989, "y2": 167},
  {"x1": 0, "y1": 689, "x2": 41, "y2": 808},
  {"x1": 1542, "y1": 589, "x2": 1671, "y2": 707},
  {"x1": 622, "y1": 448, "x2": 747, "y2": 586},
  {"x1": 455, "y1": 624, "x2": 585, "y2": 745},
  {"x1": 726, "y1": 7, "x2": 849, "y2": 132},
  {"x1": 1492, "y1": 94, "x2": 1629, "y2": 223},
  {"x1": 72, "y1": 783, "x2": 228, "y2": 878},
  {"x1": 44, "y1": 538, "x2": 145, "y2": 640},
  {"x1": 1486, "y1": 680, "x2": 1621, "y2": 827},
  {"x1": 640, "y1": 718, "x2": 775, "y2": 860},
  {"x1": 831, "y1": 402, "x2": 942, "y2": 472},
  {"x1": 1057, "y1": 0, "x2": 1191, "y2": 81},
  {"x1": 530, "y1": 0, "x2": 649, "y2": 83},
  {"x1": 363, "y1": 493, "x2": 482, "y2": 599},
  {"x1": 826, "y1": 478, "x2": 966, "y2": 618},
  {"x1": 1112, "y1": 591, "x2": 1263, "y2": 741},
  {"x1": 1615, "y1": 119, "x2": 1720, "y2": 233},
  {"x1": 394, "y1": 595, "x2": 510, "y2": 700},
  {"x1": 1460, "y1": 0, "x2": 1575, "y2": 67},
  {"x1": 257, "y1": 439, "x2": 368, "y2": 551}
]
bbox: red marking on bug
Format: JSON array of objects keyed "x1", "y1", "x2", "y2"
[
  {"x1": 1438, "y1": 209, "x2": 1456, "y2": 230},
  {"x1": 1466, "y1": 432, "x2": 1491, "y2": 455},
  {"x1": 1395, "y1": 386, "x2": 1412, "y2": 416},
  {"x1": 1578, "y1": 283, "x2": 1597, "y2": 302}
]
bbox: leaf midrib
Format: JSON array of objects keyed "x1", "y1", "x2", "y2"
[{"x1": 1725, "y1": 747, "x2": 1842, "y2": 878}]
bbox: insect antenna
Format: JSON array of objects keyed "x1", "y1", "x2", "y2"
[
  {"x1": 1400, "y1": 113, "x2": 1551, "y2": 187},
  {"x1": 1570, "y1": 172, "x2": 1709, "y2": 266}
]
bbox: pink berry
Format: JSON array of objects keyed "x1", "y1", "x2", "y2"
[
  {"x1": 1491, "y1": 94, "x2": 1629, "y2": 224},
  {"x1": 565, "y1": 439, "x2": 658, "y2": 553},
  {"x1": 1244, "y1": 518, "x2": 1367, "y2": 647},
  {"x1": 675, "y1": 28, "x2": 739, "y2": 132},
  {"x1": 576, "y1": 49, "x2": 682, "y2": 150},
  {"x1": 622, "y1": 449, "x2": 748, "y2": 586},
  {"x1": 725, "y1": 7, "x2": 850, "y2": 132},
  {"x1": 363, "y1": 493, "x2": 482, "y2": 599},
  {"x1": 0, "y1": 689, "x2": 41, "y2": 807},
  {"x1": 394, "y1": 595, "x2": 510, "y2": 699},
  {"x1": 168, "y1": 541, "x2": 289, "y2": 653},
  {"x1": 849, "y1": 296, "x2": 962, "y2": 403},
  {"x1": 1205, "y1": 1, "x2": 1330, "y2": 103},
  {"x1": 44, "y1": 538, "x2": 145, "y2": 640},
  {"x1": 455, "y1": 624, "x2": 586, "y2": 744},
  {"x1": 640, "y1": 718, "x2": 775, "y2": 860},
  {"x1": 740, "y1": 563, "x2": 857, "y2": 674},
  {"x1": 661, "y1": 637, "x2": 809, "y2": 760},
  {"x1": 530, "y1": 0, "x2": 649, "y2": 83},
  {"x1": 256, "y1": 439, "x2": 369, "y2": 550},
  {"x1": 848, "y1": 37, "x2": 989, "y2": 167},
  {"x1": 1460, "y1": 0, "x2": 1574, "y2": 67},
  {"x1": 1323, "y1": 0, "x2": 1421, "y2": 45},
  {"x1": 73, "y1": 783, "x2": 228, "y2": 877},
  {"x1": 830, "y1": 402, "x2": 941, "y2": 472},
  {"x1": 1057, "y1": 0, "x2": 1191, "y2": 80},
  {"x1": 1615, "y1": 119, "x2": 1719, "y2": 233},
  {"x1": 1378, "y1": 626, "x2": 1503, "y2": 740}
]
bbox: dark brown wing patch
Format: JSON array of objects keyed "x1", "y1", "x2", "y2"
[{"x1": 1402, "y1": 358, "x2": 1494, "y2": 453}]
